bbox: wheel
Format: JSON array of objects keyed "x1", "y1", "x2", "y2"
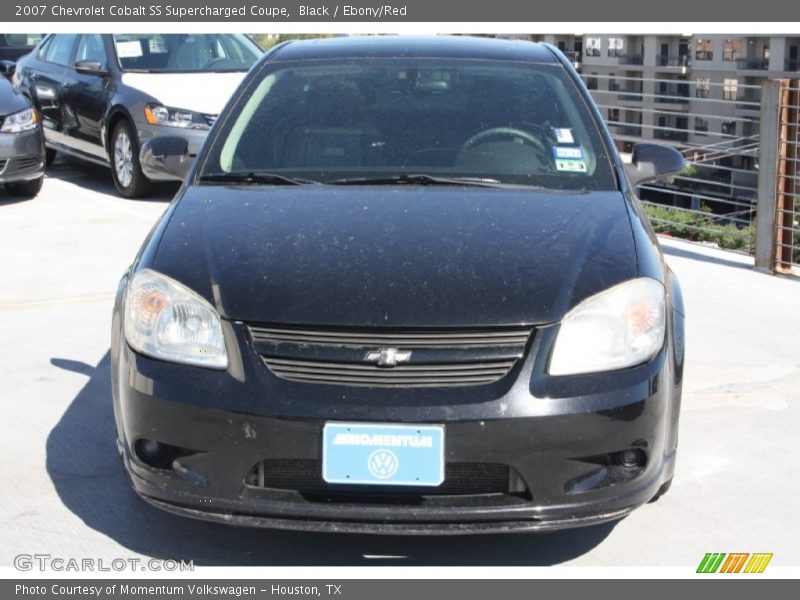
[
  {"x1": 5, "y1": 176, "x2": 43, "y2": 198},
  {"x1": 45, "y1": 148, "x2": 57, "y2": 166},
  {"x1": 460, "y1": 126, "x2": 551, "y2": 164},
  {"x1": 110, "y1": 119, "x2": 152, "y2": 198},
  {"x1": 648, "y1": 477, "x2": 673, "y2": 503},
  {"x1": 461, "y1": 127, "x2": 549, "y2": 155}
]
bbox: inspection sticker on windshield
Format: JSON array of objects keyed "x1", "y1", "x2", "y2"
[
  {"x1": 555, "y1": 159, "x2": 588, "y2": 173},
  {"x1": 553, "y1": 128, "x2": 575, "y2": 144},
  {"x1": 553, "y1": 146, "x2": 584, "y2": 160},
  {"x1": 322, "y1": 422, "x2": 444, "y2": 486},
  {"x1": 116, "y1": 40, "x2": 143, "y2": 58}
]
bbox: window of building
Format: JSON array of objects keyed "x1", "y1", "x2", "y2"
[
  {"x1": 695, "y1": 117, "x2": 709, "y2": 135},
  {"x1": 722, "y1": 120, "x2": 737, "y2": 136},
  {"x1": 608, "y1": 74, "x2": 620, "y2": 91},
  {"x1": 723, "y1": 78, "x2": 739, "y2": 100},
  {"x1": 585, "y1": 37, "x2": 601, "y2": 57},
  {"x1": 625, "y1": 111, "x2": 643, "y2": 136},
  {"x1": 723, "y1": 39, "x2": 743, "y2": 61},
  {"x1": 607, "y1": 108, "x2": 620, "y2": 123},
  {"x1": 608, "y1": 37, "x2": 623, "y2": 58},
  {"x1": 586, "y1": 73, "x2": 598, "y2": 90},
  {"x1": 695, "y1": 78, "x2": 711, "y2": 98},
  {"x1": 695, "y1": 38, "x2": 714, "y2": 61}
]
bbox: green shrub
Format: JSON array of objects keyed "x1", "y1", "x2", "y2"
[{"x1": 642, "y1": 203, "x2": 753, "y2": 252}]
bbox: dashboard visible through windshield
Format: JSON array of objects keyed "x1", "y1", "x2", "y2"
[
  {"x1": 112, "y1": 34, "x2": 261, "y2": 73},
  {"x1": 200, "y1": 58, "x2": 618, "y2": 190}
]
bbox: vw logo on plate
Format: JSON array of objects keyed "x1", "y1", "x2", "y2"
[{"x1": 367, "y1": 449, "x2": 399, "y2": 479}]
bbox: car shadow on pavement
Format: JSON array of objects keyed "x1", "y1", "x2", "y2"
[
  {"x1": 46, "y1": 352, "x2": 617, "y2": 566},
  {"x1": 660, "y1": 240, "x2": 755, "y2": 272},
  {"x1": 45, "y1": 156, "x2": 179, "y2": 202}
]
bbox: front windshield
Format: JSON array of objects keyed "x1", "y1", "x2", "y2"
[
  {"x1": 200, "y1": 58, "x2": 617, "y2": 190},
  {"x1": 112, "y1": 34, "x2": 261, "y2": 72}
]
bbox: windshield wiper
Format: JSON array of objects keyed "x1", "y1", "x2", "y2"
[
  {"x1": 327, "y1": 174, "x2": 509, "y2": 188},
  {"x1": 199, "y1": 172, "x2": 319, "y2": 186}
]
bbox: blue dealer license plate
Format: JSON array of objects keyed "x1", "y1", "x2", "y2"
[{"x1": 322, "y1": 422, "x2": 445, "y2": 486}]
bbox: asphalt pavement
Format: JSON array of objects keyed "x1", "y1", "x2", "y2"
[{"x1": 1, "y1": 157, "x2": 798, "y2": 567}]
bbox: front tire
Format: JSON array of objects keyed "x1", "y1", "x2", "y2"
[
  {"x1": 5, "y1": 176, "x2": 43, "y2": 198},
  {"x1": 110, "y1": 120, "x2": 152, "y2": 198}
]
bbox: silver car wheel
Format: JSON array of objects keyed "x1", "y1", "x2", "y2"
[{"x1": 114, "y1": 130, "x2": 134, "y2": 189}]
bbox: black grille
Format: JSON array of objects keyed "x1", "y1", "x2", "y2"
[
  {"x1": 248, "y1": 325, "x2": 532, "y2": 388},
  {"x1": 5, "y1": 156, "x2": 42, "y2": 174},
  {"x1": 246, "y1": 459, "x2": 522, "y2": 496}
]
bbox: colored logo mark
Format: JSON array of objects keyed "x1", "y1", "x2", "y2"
[{"x1": 696, "y1": 552, "x2": 773, "y2": 573}]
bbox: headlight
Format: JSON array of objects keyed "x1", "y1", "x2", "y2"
[
  {"x1": 0, "y1": 108, "x2": 38, "y2": 134},
  {"x1": 124, "y1": 269, "x2": 227, "y2": 369},
  {"x1": 144, "y1": 103, "x2": 209, "y2": 130},
  {"x1": 548, "y1": 278, "x2": 666, "y2": 376}
]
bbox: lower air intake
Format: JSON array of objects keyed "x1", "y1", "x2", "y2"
[{"x1": 246, "y1": 459, "x2": 528, "y2": 497}]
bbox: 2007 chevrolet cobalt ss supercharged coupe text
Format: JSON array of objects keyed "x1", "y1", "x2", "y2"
[{"x1": 111, "y1": 36, "x2": 686, "y2": 534}]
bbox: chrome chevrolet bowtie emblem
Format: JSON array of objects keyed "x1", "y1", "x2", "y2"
[{"x1": 364, "y1": 347, "x2": 412, "y2": 367}]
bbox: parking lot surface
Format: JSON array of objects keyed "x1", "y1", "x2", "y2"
[{"x1": 1, "y1": 158, "x2": 798, "y2": 567}]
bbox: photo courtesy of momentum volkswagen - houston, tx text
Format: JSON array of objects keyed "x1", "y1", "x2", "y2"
[{"x1": 110, "y1": 35, "x2": 686, "y2": 534}]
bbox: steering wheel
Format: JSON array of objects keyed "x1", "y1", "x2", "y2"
[
  {"x1": 204, "y1": 57, "x2": 233, "y2": 69},
  {"x1": 460, "y1": 127, "x2": 550, "y2": 160}
]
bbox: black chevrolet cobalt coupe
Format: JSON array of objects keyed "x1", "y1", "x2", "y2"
[{"x1": 111, "y1": 36, "x2": 686, "y2": 534}]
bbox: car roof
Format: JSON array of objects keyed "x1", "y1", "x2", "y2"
[{"x1": 268, "y1": 35, "x2": 559, "y2": 63}]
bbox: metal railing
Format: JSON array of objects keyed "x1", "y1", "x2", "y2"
[
  {"x1": 619, "y1": 54, "x2": 644, "y2": 65},
  {"x1": 584, "y1": 72, "x2": 800, "y2": 272},
  {"x1": 774, "y1": 82, "x2": 799, "y2": 271},
  {"x1": 657, "y1": 55, "x2": 690, "y2": 68},
  {"x1": 736, "y1": 58, "x2": 770, "y2": 70},
  {"x1": 583, "y1": 73, "x2": 762, "y2": 261}
]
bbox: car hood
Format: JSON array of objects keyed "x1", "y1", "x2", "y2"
[
  {"x1": 0, "y1": 78, "x2": 33, "y2": 116},
  {"x1": 151, "y1": 186, "x2": 637, "y2": 327},
  {"x1": 120, "y1": 71, "x2": 246, "y2": 115}
]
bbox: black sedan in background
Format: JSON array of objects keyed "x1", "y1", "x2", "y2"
[
  {"x1": 0, "y1": 76, "x2": 44, "y2": 197},
  {"x1": 0, "y1": 34, "x2": 44, "y2": 63},
  {"x1": 13, "y1": 33, "x2": 261, "y2": 198},
  {"x1": 112, "y1": 36, "x2": 686, "y2": 534}
]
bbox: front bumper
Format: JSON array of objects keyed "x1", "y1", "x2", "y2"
[
  {"x1": 135, "y1": 121, "x2": 208, "y2": 181},
  {"x1": 0, "y1": 127, "x2": 45, "y2": 183},
  {"x1": 112, "y1": 321, "x2": 680, "y2": 535}
]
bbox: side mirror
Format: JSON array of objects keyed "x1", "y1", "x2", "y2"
[
  {"x1": 74, "y1": 59, "x2": 109, "y2": 76},
  {"x1": 0, "y1": 60, "x2": 16, "y2": 79},
  {"x1": 624, "y1": 143, "x2": 685, "y2": 187},
  {"x1": 140, "y1": 136, "x2": 194, "y2": 181}
]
